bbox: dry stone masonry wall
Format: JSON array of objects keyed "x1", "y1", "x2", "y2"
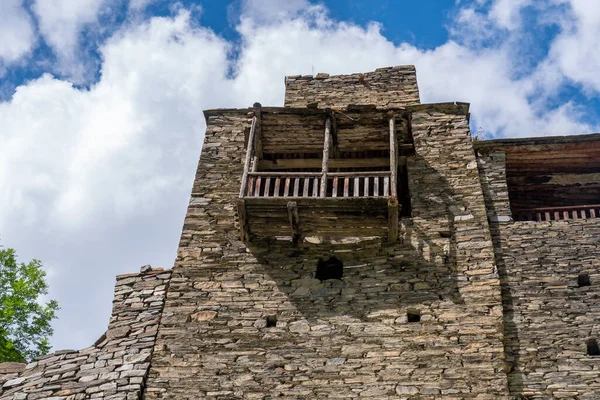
[
  {"x1": 284, "y1": 66, "x2": 420, "y2": 109},
  {"x1": 0, "y1": 266, "x2": 171, "y2": 400}
]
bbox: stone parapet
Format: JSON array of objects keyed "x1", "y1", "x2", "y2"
[
  {"x1": 284, "y1": 65, "x2": 420, "y2": 109},
  {"x1": 0, "y1": 266, "x2": 171, "y2": 400}
]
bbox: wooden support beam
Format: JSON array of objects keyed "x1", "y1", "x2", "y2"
[
  {"x1": 253, "y1": 102, "x2": 263, "y2": 161},
  {"x1": 388, "y1": 197, "x2": 399, "y2": 242},
  {"x1": 287, "y1": 201, "x2": 302, "y2": 245},
  {"x1": 331, "y1": 111, "x2": 340, "y2": 158},
  {"x1": 240, "y1": 116, "x2": 257, "y2": 198},
  {"x1": 258, "y1": 157, "x2": 403, "y2": 171},
  {"x1": 237, "y1": 199, "x2": 250, "y2": 242},
  {"x1": 320, "y1": 117, "x2": 332, "y2": 197},
  {"x1": 389, "y1": 114, "x2": 398, "y2": 199}
]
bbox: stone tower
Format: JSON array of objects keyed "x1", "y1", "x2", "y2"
[{"x1": 2, "y1": 66, "x2": 599, "y2": 400}]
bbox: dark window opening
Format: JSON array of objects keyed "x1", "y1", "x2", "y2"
[
  {"x1": 266, "y1": 315, "x2": 277, "y2": 328},
  {"x1": 578, "y1": 273, "x2": 591, "y2": 287},
  {"x1": 407, "y1": 311, "x2": 421, "y2": 323},
  {"x1": 587, "y1": 339, "x2": 600, "y2": 356},
  {"x1": 316, "y1": 257, "x2": 343, "y2": 281}
]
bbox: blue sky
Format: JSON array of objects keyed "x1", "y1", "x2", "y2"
[{"x1": 1, "y1": 0, "x2": 600, "y2": 352}]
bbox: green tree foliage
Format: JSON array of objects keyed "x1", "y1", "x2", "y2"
[{"x1": 0, "y1": 247, "x2": 59, "y2": 362}]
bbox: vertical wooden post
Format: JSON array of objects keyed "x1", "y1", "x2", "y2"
[
  {"x1": 251, "y1": 103, "x2": 262, "y2": 173},
  {"x1": 287, "y1": 201, "x2": 302, "y2": 245},
  {"x1": 320, "y1": 117, "x2": 332, "y2": 198},
  {"x1": 239, "y1": 116, "x2": 257, "y2": 198},
  {"x1": 389, "y1": 114, "x2": 398, "y2": 199},
  {"x1": 388, "y1": 198, "x2": 399, "y2": 242}
]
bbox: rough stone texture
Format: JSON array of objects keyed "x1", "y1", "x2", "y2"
[
  {"x1": 0, "y1": 267, "x2": 171, "y2": 400},
  {"x1": 144, "y1": 98, "x2": 510, "y2": 396},
  {"x1": 479, "y1": 151, "x2": 600, "y2": 399},
  {"x1": 284, "y1": 66, "x2": 420, "y2": 109}
]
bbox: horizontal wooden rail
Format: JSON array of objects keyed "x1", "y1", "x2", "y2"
[
  {"x1": 245, "y1": 171, "x2": 392, "y2": 199},
  {"x1": 514, "y1": 204, "x2": 600, "y2": 222}
]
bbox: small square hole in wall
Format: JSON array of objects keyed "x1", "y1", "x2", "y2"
[
  {"x1": 266, "y1": 315, "x2": 277, "y2": 328},
  {"x1": 315, "y1": 257, "x2": 343, "y2": 281},
  {"x1": 578, "y1": 273, "x2": 591, "y2": 287},
  {"x1": 407, "y1": 311, "x2": 421, "y2": 323},
  {"x1": 587, "y1": 339, "x2": 600, "y2": 356}
]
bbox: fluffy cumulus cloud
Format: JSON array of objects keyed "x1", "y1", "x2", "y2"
[
  {"x1": 1, "y1": 0, "x2": 600, "y2": 350},
  {"x1": 0, "y1": 0, "x2": 35, "y2": 66}
]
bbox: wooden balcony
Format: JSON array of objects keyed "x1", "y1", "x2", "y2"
[
  {"x1": 514, "y1": 204, "x2": 600, "y2": 222},
  {"x1": 236, "y1": 105, "x2": 404, "y2": 243}
]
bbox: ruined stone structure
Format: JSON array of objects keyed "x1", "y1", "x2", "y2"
[{"x1": 2, "y1": 66, "x2": 599, "y2": 399}]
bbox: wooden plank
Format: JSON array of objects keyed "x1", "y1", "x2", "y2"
[
  {"x1": 293, "y1": 178, "x2": 300, "y2": 197},
  {"x1": 354, "y1": 177, "x2": 359, "y2": 197},
  {"x1": 544, "y1": 211, "x2": 551, "y2": 221},
  {"x1": 374, "y1": 177, "x2": 379, "y2": 197},
  {"x1": 239, "y1": 116, "x2": 257, "y2": 198},
  {"x1": 248, "y1": 177, "x2": 254, "y2": 196},
  {"x1": 287, "y1": 201, "x2": 302, "y2": 245},
  {"x1": 332, "y1": 177, "x2": 338, "y2": 197},
  {"x1": 364, "y1": 176, "x2": 369, "y2": 197},
  {"x1": 237, "y1": 199, "x2": 250, "y2": 242},
  {"x1": 264, "y1": 178, "x2": 271, "y2": 197},
  {"x1": 273, "y1": 178, "x2": 281, "y2": 197},
  {"x1": 303, "y1": 178, "x2": 309, "y2": 197},
  {"x1": 563, "y1": 211, "x2": 569, "y2": 220},
  {"x1": 312, "y1": 177, "x2": 319, "y2": 197},
  {"x1": 591, "y1": 208, "x2": 597, "y2": 218},
  {"x1": 249, "y1": 171, "x2": 320, "y2": 177},
  {"x1": 327, "y1": 171, "x2": 391, "y2": 177},
  {"x1": 343, "y1": 178, "x2": 349, "y2": 198},
  {"x1": 254, "y1": 177, "x2": 261, "y2": 197},
  {"x1": 284, "y1": 178, "x2": 291, "y2": 197},
  {"x1": 383, "y1": 177, "x2": 389, "y2": 197},
  {"x1": 389, "y1": 115, "x2": 398, "y2": 199},
  {"x1": 321, "y1": 117, "x2": 332, "y2": 197},
  {"x1": 554, "y1": 211, "x2": 560, "y2": 220},
  {"x1": 253, "y1": 103, "x2": 263, "y2": 161},
  {"x1": 388, "y1": 198, "x2": 399, "y2": 243},
  {"x1": 257, "y1": 157, "x2": 399, "y2": 170}
]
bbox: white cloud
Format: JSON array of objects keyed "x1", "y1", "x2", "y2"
[
  {"x1": 1, "y1": 0, "x2": 599, "y2": 351},
  {"x1": 0, "y1": 0, "x2": 35, "y2": 65}
]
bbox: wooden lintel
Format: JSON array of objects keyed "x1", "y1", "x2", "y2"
[
  {"x1": 253, "y1": 103, "x2": 263, "y2": 161},
  {"x1": 387, "y1": 198, "x2": 399, "y2": 243},
  {"x1": 287, "y1": 201, "x2": 302, "y2": 244},
  {"x1": 237, "y1": 199, "x2": 250, "y2": 242}
]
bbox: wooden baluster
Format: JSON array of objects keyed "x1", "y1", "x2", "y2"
[
  {"x1": 364, "y1": 176, "x2": 369, "y2": 197},
  {"x1": 284, "y1": 177, "x2": 291, "y2": 197},
  {"x1": 544, "y1": 211, "x2": 550, "y2": 221},
  {"x1": 554, "y1": 211, "x2": 560, "y2": 220},
  {"x1": 254, "y1": 177, "x2": 261, "y2": 197},
  {"x1": 383, "y1": 176, "x2": 389, "y2": 197},
  {"x1": 239, "y1": 116, "x2": 257, "y2": 198},
  {"x1": 293, "y1": 178, "x2": 300, "y2": 197},
  {"x1": 343, "y1": 178, "x2": 349, "y2": 197},
  {"x1": 572, "y1": 210, "x2": 578, "y2": 219},
  {"x1": 374, "y1": 176, "x2": 379, "y2": 197},
  {"x1": 303, "y1": 178, "x2": 309, "y2": 197},
  {"x1": 581, "y1": 209, "x2": 587, "y2": 219},
  {"x1": 591, "y1": 208, "x2": 597, "y2": 218},
  {"x1": 536, "y1": 212, "x2": 542, "y2": 222},
  {"x1": 332, "y1": 177, "x2": 338, "y2": 197},
  {"x1": 354, "y1": 177, "x2": 359, "y2": 197},
  {"x1": 248, "y1": 177, "x2": 254, "y2": 196},
  {"x1": 320, "y1": 118, "x2": 332, "y2": 198},
  {"x1": 312, "y1": 177, "x2": 319, "y2": 197},
  {"x1": 274, "y1": 178, "x2": 281, "y2": 197},
  {"x1": 264, "y1": 178, "x2": 271, "y2": 197}
]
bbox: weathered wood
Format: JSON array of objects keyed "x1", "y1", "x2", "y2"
[
  {"x1": 327, "y1": 171, "x2": 390, "y2": 177},
  {"x1": 264, "y1": 178, "x2": 271, "y2": 197},
  {"x1": 332, "y1": 176, "x2": 338, "y2": 197},
  {"x1": 364, "y1": 176, "x2": 369, "y2": 197},
  {"x1": 248, "y1": 177, "x2": 254, "y2": 196},
  {"x1": 237, "y1": 199, "x2": 250, "y2": 242},
  {"x1": 313, "y1": 177, "x2": 319, "y2": 197},
  {"x1": 287, "y1": 201, "x2": 302, "y2": 245},
  {"x1": 389, "y1": 116, "x2": 398, "y2": 198},
  {"x1": 249, "y1": 171, "x2": 321, "y2": 177},
  {"x1": 354, "y1": 177, "x2": 359, "y2": 197},
  {"x1": 253, "y1": 103, "x2": 263, "y2": 161},
  {"x1": 343, "y1": 178, "x2": 349, "y2": 197},
  {"x1": 254, "y1": 177, "x2": 261, "y2": 197},
  {"x1": 284, "y1": 178, "x2": 291, "y2": 197},
  {"x1": 257, "y1": 157, "x2": 402, "y2": 170},
  {"x1": 240, "y1": 116, "x2": 257, "y2": 198},
  {"x1": 273, "y1": 178, "x2": 281, "y2": 197},
  {"x1": 293, "y1": 178, "x2": 300, "y2": 197},
  {"x1": 388, "y1": 198, "x2": 399, "y2": 242},
  {"x1": 303, "y1": 178, "x2": 310, "y2": 197},
  {"x1": 383, "y1": 177, "x2": 389, "y2": 197},
  {"x1": 374, "y1": 177, "x2": 379, "y2": 197},
  {"x1": 321, "y1": 117, "x2": 332, "y2": 197}
]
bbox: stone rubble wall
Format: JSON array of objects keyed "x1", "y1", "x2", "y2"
[
  {"x1": 144, "y1": 105, "x2": 511, "y2": 398},
  {"x1": 0, "y1": 267, "x2": 171, "y2": 400},
  {"x1": 0, "y1": 365, "x2": 25, "y2": 390},
  {"x1": 284, "y1": 66, "x2": 420, "y2": 109},
  {"x1": 478, "y1": 152, "x2": 600, "y2": 399}
]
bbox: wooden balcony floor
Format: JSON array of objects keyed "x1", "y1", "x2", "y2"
[{"x1": 240, "y1": 196, "x2": 391, "y2": 239}]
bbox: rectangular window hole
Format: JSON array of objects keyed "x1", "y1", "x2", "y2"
[
  {"x1": 587, "y1": 339, "x2": 600, "y2": 356},
  {"x1": 266, "y1": 315, "x2": 277, "y2": 328},
  {"x1": 578, "y1": 273, "x2": 591, "y2": 287},
  {"x1": 407, "y1": 311, "x2": 421, "y2": 323}
]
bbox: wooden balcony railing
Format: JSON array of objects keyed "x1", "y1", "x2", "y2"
[
  {"x1": 245, "y1": 171, "x2": 392, "y2": 198},
  {"x1": 514, "y1": 204, "x2": 600, "y2": 222}
]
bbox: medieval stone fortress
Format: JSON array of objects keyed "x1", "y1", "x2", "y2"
[{"x1": 1, "y1": 65, "x2": 599, "y2": 399}]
